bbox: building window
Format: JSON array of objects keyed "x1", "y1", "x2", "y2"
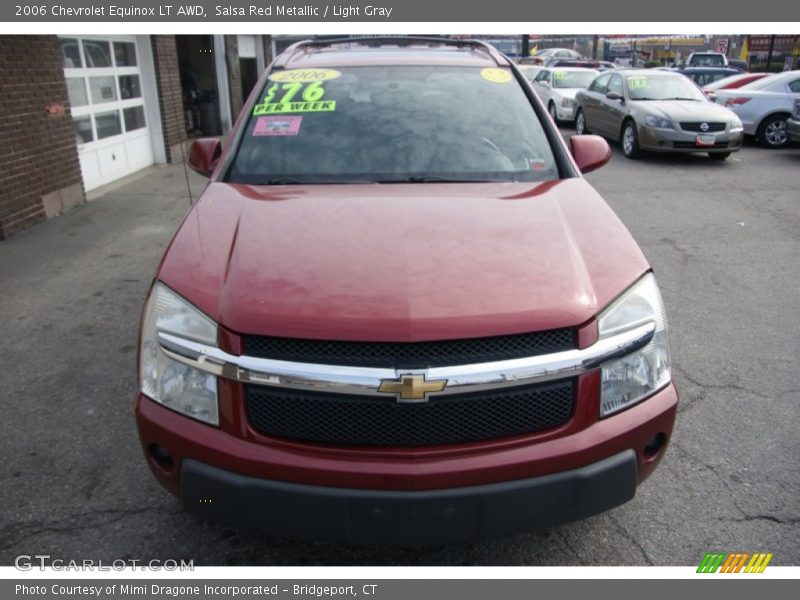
[
  {"x1": 123, "y1": 106, "x2": 146, "y2": 132},
  {"x1": 89, "y1": 76, "x2": 117, "y2": 103},
  {"x1": 60, "y1": 38, "x2": 82, "y2": 68},
  {"x1": 66, "y1": 77, "x2": 89, "y2": 107},
  {"x1": 73, "y1": 116, "x2": 93, "y2": 144},
  {"x1": 82, "y1": 40, "x2": 112, "y2": 68},
  {"x1": 95, "y1": 110, "x2": 122, "y2": 139},
  {"x1": 118, "y1": 75, "x2": 141, "y2": 100},
  {"x1": 114, "y1": 42, "x2": 137, "y2": 67}
]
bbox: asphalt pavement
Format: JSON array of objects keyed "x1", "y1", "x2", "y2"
[{"x1": 0, "y1": 137, "x2": 798, "y2": 566}]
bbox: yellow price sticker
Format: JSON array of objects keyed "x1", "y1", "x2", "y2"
[
  {"x1": 481, "y1": 68, "x2": 513, "y2": 83},
  {"x1": 627, "y1": 77, "x2": 648, "y2": 89},
  {"x1": 269, "y1": 68, "x2": 342, "y2": 83}
]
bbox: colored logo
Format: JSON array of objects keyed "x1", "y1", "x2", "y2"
[
  {"x1": 697, "y1": 552, "x2": 773, "y2": 573},
  {"x1": 377, "y1": 374, "x2": 447, "y2": 402}
]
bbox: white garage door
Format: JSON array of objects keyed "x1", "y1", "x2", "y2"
[{"x1": 60, "y1": 36, "x2": 155, "y2": 191}]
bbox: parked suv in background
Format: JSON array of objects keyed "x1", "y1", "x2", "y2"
[
  {"x1": 685, "y1": 52, "x2": 728, "y2": 67},
  {"x1": 136, "y1": 37, "x2": 678, "y2": 545}
]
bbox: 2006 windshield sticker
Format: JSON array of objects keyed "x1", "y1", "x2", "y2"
[{"x1": 253, "y1": 69, "x2": 340, "y2": 115}]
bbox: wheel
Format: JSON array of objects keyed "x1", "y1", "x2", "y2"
[
  {"x1": 575, "y1": 109, "x2": 589, "y2": 135},
  {"x1": 709, "y1": 152, "x2": 731, "y2": 161},
  {"x1": 548, "y1": 102, "x2": 559, "y2": 125},
  {"x1": 757, "y1": 114, "x2": 790, "y2": 148},
  {"x1": 621, "y1": 121, "x2": 641, "y2": 159}
]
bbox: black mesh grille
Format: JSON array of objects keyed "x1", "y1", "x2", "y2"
[
  {"x1": 673, "y1": 140, "x2": 730, "y2": 149},
  {"x1": 246, "y1": 380, "x2": 575, "y2": 447},
  {"x1": 679, "y1": 122, "x2": 727, "y2": 132},
  {"x1": 242, "y1": 328, "x2": 576, "y2": 369}
]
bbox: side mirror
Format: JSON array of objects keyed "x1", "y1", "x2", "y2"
[
  {"x1": 606, "y1": 91, "x2": 623, "y2": 101},
  {"x1": 188, "y1": 138, "x2": 222, "y2": 177},
  {"x1": 570, "y1": 135, "x2": 612, "y2": 174}
]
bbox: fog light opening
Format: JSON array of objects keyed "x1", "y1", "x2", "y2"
[
  {"x1": 643, "y1": 433, "x2": 666, "y2": 461},
  {"x1": 148, "y1": 443, "x2": 175, "y2": 472}
]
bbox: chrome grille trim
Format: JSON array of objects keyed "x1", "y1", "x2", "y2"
[{"x1": 156, "y1": 320, "x2": 655, "y2": 398}]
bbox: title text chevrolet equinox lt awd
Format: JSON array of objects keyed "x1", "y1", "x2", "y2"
[{"x1": 136, "y1": 38, "x2": 678, "y2": 545}]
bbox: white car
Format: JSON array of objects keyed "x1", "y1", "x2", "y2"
[
  {"x1": 531, "y1": 67, "x2": 599, "y2": 124},
  {"x1": 713, "y1": 70, "x2": 800, "y2": 148}
]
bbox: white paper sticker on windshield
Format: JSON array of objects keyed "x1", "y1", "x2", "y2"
[{"x1": 253, "y1": 116, "x2": 303, "y2": 136}]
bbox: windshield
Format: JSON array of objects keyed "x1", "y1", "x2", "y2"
[
  {"x1": 691, "y1": 55, "x2": 724, "y2": 66},
  {"x1": 626, "y1": 75, "x2": 707, "y2": 101},
  {"x1": 228, "y1": 66, "x2": 559, "y2": 184},
  {"x1": 552, "y1": 70, "x2": 598, "y2": 89}
]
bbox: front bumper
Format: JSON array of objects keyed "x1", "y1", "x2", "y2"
[
  {"x1": 181, "y1": 450, "x2": 637, "y2": 545},
  {"x1": 788, "y1": 118, "x2": 800, "y2": 143},
  {"x1": 637, "y1": 124, "x2": 743, "y2": 153},
  {"x1": 135, "y1": 381, "x2": 678, "y2": 543}
]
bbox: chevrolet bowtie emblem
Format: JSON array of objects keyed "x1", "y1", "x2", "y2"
[{"x1": 377, "y1": 374, "x2": 447, "y2": 403}]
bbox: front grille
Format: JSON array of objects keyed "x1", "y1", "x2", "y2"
[
  {"x1": 679, "y1": 122, "x2": 727, "y2": 132},
  {"x1": 673, "y1": 141, "x2": 730, "y2": 149},
  {"x1": 246, "y1": 379, "x2": 575, "y2": 447},
  {"x1": 242, "y1": 328, "x2": 576, "y2": 369}
]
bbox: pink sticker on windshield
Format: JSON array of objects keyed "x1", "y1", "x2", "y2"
[{"x1": 253, "y1": 116, "x2": 302, "y2": 136}]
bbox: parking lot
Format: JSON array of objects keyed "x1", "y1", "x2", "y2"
[{"x1": 1, "y1": 134, "x2": 798, "y2": 566}]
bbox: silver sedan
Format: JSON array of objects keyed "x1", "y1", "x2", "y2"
[{"x1": 575, "y1": 69, "x2": 744, "y2": 160}]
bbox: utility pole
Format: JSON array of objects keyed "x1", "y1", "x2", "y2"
[
  {"x1": 766, "y1": 35, "x2": 776, "y2": 71},
  {"x1": 592, "y1": 35, "x2": 599, "y2": 59},
  {"x1": 522, "y1": 34, "x2": 530, "y2": 58}
]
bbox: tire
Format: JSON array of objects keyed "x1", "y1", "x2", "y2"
[
  {"x1": 548, "y1": 102, "x2": 560, "y2": 126},
  {"x1": 757, "y1": 114, "x2": 790, "y2": 148},
  {"x1": 621, "y1": 121, "x2": 641, "y2": 159},
  {"x1": 575, "y1": 109, "x2": 589, "y2": 135},
  {"x1": 709, "y1": 152, "x2": 731, "y2": 161}
]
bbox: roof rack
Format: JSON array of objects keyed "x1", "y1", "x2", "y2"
[{"x1": 278, "y1": 36, "x2": 508, "y2": 67}]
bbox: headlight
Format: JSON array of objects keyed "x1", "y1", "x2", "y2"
[
  {"x1": 645, "y1": 115, "x2": 673, "y2": 129},
  {"x1": 561, "y1": 97, "x2": 573, "y2": 108},
  {"x1": 598, "y1": 273, "x2": 671, "y2": 417},
  {"x1": 140, "y1": 282, "x2": 220, "y2": 425},
  {"x1": 730, "y1": 118, "x2": 744, "y2": 133}
]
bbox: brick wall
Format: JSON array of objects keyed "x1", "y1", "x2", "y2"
[
  {"x1": 151, "y1": 35, "x2": 186, "y2": 163},
  {"x1": 0, "y1": 35, "x2": 85, "y2": 239},
  {"x1": 225, "y1": 35, "x2": 244, "y2": 123}
]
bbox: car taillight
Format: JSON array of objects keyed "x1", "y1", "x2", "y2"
[{"x1": 725, "y1": 97, "x2": 751, "y2": 107}]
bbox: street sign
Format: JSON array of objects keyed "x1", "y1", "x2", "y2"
[{"x1": 715, "y1": 38, "x2": 729, "y2": 54}]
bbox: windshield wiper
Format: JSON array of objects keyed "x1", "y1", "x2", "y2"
[
  {"x1": 259, "y1": 177, "x2": 372, "y2": 185},
  {"x1": 661, "y1": 97, "x2": 702, "y2": 101},
  {"x1": 377, "y1": 176, "x2": 512, "y2": 184}
]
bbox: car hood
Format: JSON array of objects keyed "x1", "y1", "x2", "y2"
[
  {"x1": 158, "y1": 179, "x2": 650, "y2": 341},
  {"x1": 637, "y1": 100, "x2": 736, "y2": 121}
]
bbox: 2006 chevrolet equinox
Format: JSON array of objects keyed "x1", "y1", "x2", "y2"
[{"x1": 135, "y1": 37, "x2": 678, "y2": 545}]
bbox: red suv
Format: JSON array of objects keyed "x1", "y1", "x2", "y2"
[{"x1": 136, "y1": 37, "x2": 678, "y2": 545}]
